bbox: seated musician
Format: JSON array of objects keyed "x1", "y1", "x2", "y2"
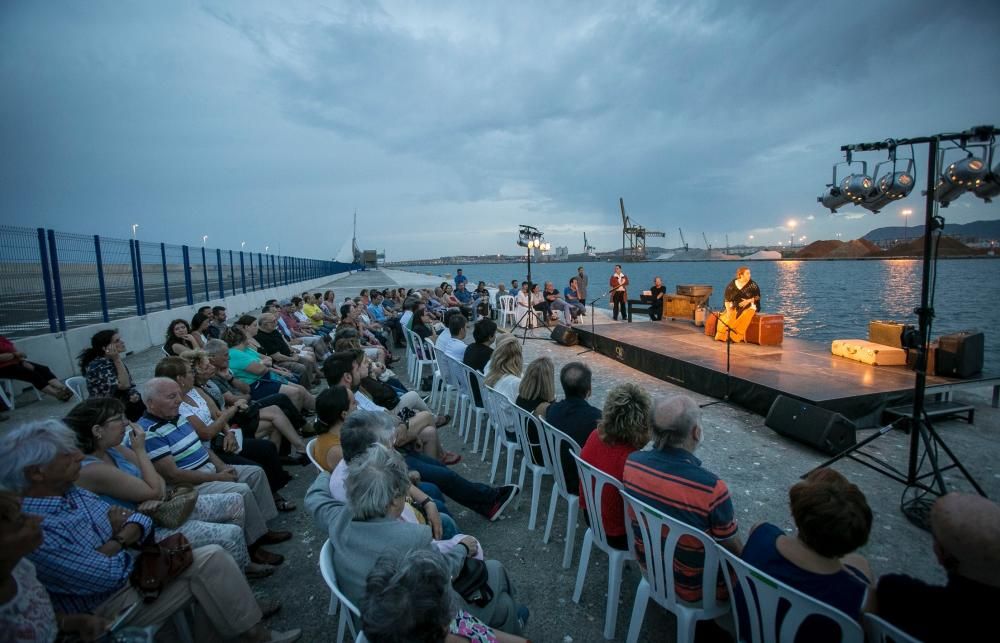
[{"x1": 715, "y1": 266, "x2": 761, "y2": 343}]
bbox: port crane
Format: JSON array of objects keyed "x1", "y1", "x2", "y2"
[
  {"x1": 620, "y1": 197, "x2": 665, "y2": 261},
  {"x1": 702, "y1": 232, "x2": 711, "y2": 251},
  {"x1": 583, "y1": 232, "x2": 596, "y2": 256},
  {"x1": 678, "y1": 228, "x2": 689, "y2": 251}
]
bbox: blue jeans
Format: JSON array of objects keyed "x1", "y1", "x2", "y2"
[{"x1": 404, "y1": 451, "x2": 498, "y2": 517}]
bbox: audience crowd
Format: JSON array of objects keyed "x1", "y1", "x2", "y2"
[{"x1": 0, "y1": 269, "x2": 997, "y2": 643}]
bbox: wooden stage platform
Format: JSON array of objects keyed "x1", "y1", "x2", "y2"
[{"x1": 571, "y1": 319, "x2": 999, "y2": 427}]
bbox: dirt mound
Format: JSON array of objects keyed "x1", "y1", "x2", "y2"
[
  {"x1": 830, "y1": 239, "x2": 883, "y2": 258},
  {"x1": 794, "y1": 240, "x2": 843, "y2": 258},
  {"x1": 881, "y1": 236, "x2": 986, "y2": 257}
]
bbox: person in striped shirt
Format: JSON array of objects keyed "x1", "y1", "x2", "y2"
[{"x1": 622, "y1": 394, "x2": 743, "y2": 606}]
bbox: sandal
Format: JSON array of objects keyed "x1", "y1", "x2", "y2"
[
  {"x1": 434, "y1": 414, "x2": 451, "y2": 428},
  {"x1": 440, "y1": 451, "x2": 462, "y2": 466},
  {"x1": 274, "y1": 495, "x2": 297, "y2": 512},
  {"x1": 57, "y1": 388, "x2": 74, "y2": 402}
]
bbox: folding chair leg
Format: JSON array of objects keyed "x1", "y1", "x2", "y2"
[
  {"x1": 625, "y1": 578, "x2": 650, "y2": 643},
  {"x1": 489, "y1": 433, "x2": 504, "y2": 483},
  {"x1": 543, "y1": 486, "x2": 560, "y2": 543},
  {"x1": 562, "y1": 502, "x2": 579, "y2": 569},
  {"x1": 527, "y1": 468, "x2": 543, "y2": 530},
  {"x1": 573, "y1": 529, "x2": 594, "y2": 603},
  {"x1": 604, "y1": 555, "x2": 626, "y2": 639}
]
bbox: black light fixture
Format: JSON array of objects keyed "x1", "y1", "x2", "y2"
[
  {"x1": 932, "y1": 149, "x2": 988, "y2": 207},
  {"x1": 817, "y1": 162, "x2": 853, "y2": 213},
  {"x1": 973, "y1": 144, "x2": 1000, "y2": 203}
]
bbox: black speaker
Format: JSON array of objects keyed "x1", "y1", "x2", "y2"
[
  {"x1": 550, "y1": 324, "x2": 579, "y2": 346},
  {"x1": 935, "y1": 330, "x2": 984, "y2": 378},
  {"x1": 765, "y1": 396, "x2": 856, "y2": 456}
]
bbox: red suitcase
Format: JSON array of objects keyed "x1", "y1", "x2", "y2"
[
  {"x1": 705, "y1": 311, "x2": 720, "y2": 336},
  {"x1": 746, "y1": 314, "x2": 784, "y2": 345}
]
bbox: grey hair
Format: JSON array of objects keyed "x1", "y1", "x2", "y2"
[
  {"x1": 360, "y1": 548, "x2": 456, "y2": 642},
  {"x1": 203, "y1": 338, "x2": 229, "y2": 356},
  {"x1": 140, "y1": 377, "x2": 176, "y2": 404},
  {"x1": 346, "y1": 444, "x2": 411, "y2": 521},
  {"x1": 341, "y1": 410, "x2": 397, "y2": 451},
  {"x1": 0, "y1": 420, "x2": 79, "y2": 492},
  {"x1": 651, "y1": 394, "x2": 702, "y2": 450}
]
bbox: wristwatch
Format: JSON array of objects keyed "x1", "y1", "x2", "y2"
[
  {"x1": 112, "y1": 534, "x2": 128, "y2": 549},
  {"x1": 415, "y1": 497, "x2": 433, "y2": 510}
]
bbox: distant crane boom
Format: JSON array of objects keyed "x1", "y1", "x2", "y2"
[
  {"x1": 702, "y1": 232, "x2": 711, "y2": 250},
  {"x1": 620, "y1": 197, "x2": 665, "y2": 261},
  {"x1": 678, "y1": 228, "x2": 688, "y2": 251}
]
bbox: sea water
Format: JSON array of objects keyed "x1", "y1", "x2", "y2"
[{"x1": 395, "y1": 258, "x2": 1000, "y2": 374}]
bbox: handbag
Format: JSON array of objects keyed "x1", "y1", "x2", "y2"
[
  {"x1": 451, "y1": 557, "x2": 493, "y2": 607},
  {"x1": 130, "y1": 533, "x2": 194, "y2": 602},
  {"x1": 148, "y1": 484, "x2": 198, "y2": 529}
]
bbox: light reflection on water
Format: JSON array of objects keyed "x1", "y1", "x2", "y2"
[{"x1": 397, "y1": 259, "x2": 1000, "y2": 372}]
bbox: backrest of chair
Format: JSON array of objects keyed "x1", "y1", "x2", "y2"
[
  {"x1": 509, "y1": 404, "x2": 548, "y2": 468},
  {"x1": 66, "y1": 376, "x2": 88, "y2": 401},
  {"x1": 306, "y1": 437, "x2": 323, "y2": 472},
  {"x1": 422, "y1": 336, "x2": 439, "y2": 366},
  {"x1": 467, "y1": 366, "x2": 487, "y2": 409},
  {"x1": 499, "y1": 295, "x2": 515, "y2": 313},
  {"x1": 484, "y1": 385, "x2": 516, "y2": 438},
  {"x1": 571, "y1": 451, "x2": 626, "y2": 550},
  {"x1": 862, "y1": 613, "x2": 921, "y2": 643},
  {"x1": 319, "y1": 540, "x2": 362, "y2": 621},
  {"x1": 717, "y1": 546, "x2": 864, "y2": 643},
  {"x1": 539, "y1": 417, "x2": 581, "y2": 497},
  {"x1": 620, "y1": 490, "x2": 725, "y2": 614}
]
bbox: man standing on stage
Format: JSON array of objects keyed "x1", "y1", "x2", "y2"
[
  {"x1": 576, "y1": 266, "x2": 588, "y2": 306},
  {"x1": 715, "y1": 265, "x2": 761, "y2": 343},
  {"x1": 609, "y1": 264, "x2": 629, "y2": 321}
]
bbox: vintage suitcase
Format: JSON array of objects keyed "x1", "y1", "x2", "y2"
[
  {"x1": 663, "y1": 294, "x2": 698, "y2": 319},
  {"x1": 868, "y1": 320, "x2": 914, "y2": 349},
  {"x1": 831, "y1": 339, "x2": 907, "y2": 366},
  {"x1": 705, "y1": 311, "x2": 720, "y2": 336},
  {"x1": 935, "y1": 330, "x2": 984, "y2": 378},
  {"x1": 746, "y1": 314, "x2": 784, "y2": 345},
  {"x1": 676, "y1": 284, "x2": 713, "y2": 297},
  {"x1": 906, "y1": 341, "x2": 938, "y2": 374}
]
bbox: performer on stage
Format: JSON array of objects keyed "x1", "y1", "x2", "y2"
[
  {"x1": 648, "y1": 276, "x2": 666, "y2": 321},
  {"x1": 609, "y1": 265, "x2": 629, "y2": 321},
  {"x1": 715, "y1": 265, "x2": 761, "y2": 342}
]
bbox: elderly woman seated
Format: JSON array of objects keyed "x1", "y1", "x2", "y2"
[
  {"x1": 306, "y1": 435, "x2": 528, "y2": 637},
  {"x1": 360, "y1": 548, "x2": 529, "y2": 643}
]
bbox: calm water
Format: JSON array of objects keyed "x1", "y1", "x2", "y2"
[{"x1": 397, "y1": 259, "x2": 1000, "y2": 374}]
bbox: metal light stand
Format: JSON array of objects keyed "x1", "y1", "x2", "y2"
[
  {"x1": 515, "y1": 225, "x2": 554, "y2": 346},
  {"x1": 806, "y1": 126, "x2": 992, "y2": 529}
]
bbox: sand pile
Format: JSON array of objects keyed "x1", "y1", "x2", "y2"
[
  {"x1": 881, "y1": 236, "x2": 985, "y2": 257},
  {"x1": 829, "y1": 239, "x2": 882, "y2": 258}
]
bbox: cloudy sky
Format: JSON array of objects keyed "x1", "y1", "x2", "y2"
[{"x1": 2, "y1": 1, "x2": 999, "y2": 261}]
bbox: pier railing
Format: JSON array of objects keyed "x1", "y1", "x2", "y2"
[{"x1": 0, "y1": 225, "x2": 359, "y2": 339}]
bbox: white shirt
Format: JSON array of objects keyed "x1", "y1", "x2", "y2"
[{"x1": 439, "y1": 335, "x2": 468, "y2": 362}]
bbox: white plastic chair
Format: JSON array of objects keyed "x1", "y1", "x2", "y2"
[
  {"x1": 508, "y1": 404, "x2": 552, "y2": 530},
  {"x1": 621, "y1": 491, "x2": 730, "y2": 643},
  {"x1": 406, "y1": 329, "x2": 435, "y2": 389},
  {"x1": 537, "y1": 418, "x2": 581, "y2": 568},
  {"x1": 484, "y1": 385, "x2": 521, "y2": 485},
  {"x1": 718, "y1": 545, "x2": 864, "y2": 642},
  {"x1": 862, "y1": 613, "x2": 922, "y2": 643},
  {"x1": 306, "y1": 437, "x2": 324, "y2": 472},
  {"x1": 571, "y1": 452, "x2": 636, "y2": 640},
  {"x1": 497, "y1": 295, "x2": 516, "y2": 328},
  {"x1": 319, "y1": 540, "x2": 361, "y2": 643},
  {"x1": 431, "y1": 342, "x2": 460, "y2": 418},
  {"x1": 421, "y1": 337, "x2": 448, "y2": 412},
  {"x1": 450, "y1": 359, "x2": 488, "y2": 452},
  {"x1": 439, "y1": 352, "x2": 471, "y2": 442},
  {"x1": 0, "y1": 379, "x2": 43, "y2": 410},
  {"x1": 464, "y1": 366, "x2": 491, "y2": 455},
  {"x1": 65, "y1": 376, "x2": 88, "y2": 402}
]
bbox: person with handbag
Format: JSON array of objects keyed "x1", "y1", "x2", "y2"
[
  {"x1": 62, "y1": 397, "x2": 278, "y2": 579},
  {"x1": 0, "y1": 420, "x2": 300, "y2": 642}
]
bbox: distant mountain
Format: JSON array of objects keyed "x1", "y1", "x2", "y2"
[{"x1": 863, "y1": 219, "x2": 1000, "y2": 242}]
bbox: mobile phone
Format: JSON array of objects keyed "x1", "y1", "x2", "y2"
[{"x1": 108, "y1": 600, "x2": 140, "y2": 632}]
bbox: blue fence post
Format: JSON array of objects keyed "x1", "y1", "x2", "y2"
[
  {"x1": 182, "y1": 245, "x2": 194, "y2": 305},
  {"x1": 216, "y1": 249, "x2": 224, "y2": 298},
  {"x1": 229, "y1": 250, "x2": 236, "y2": 294},
  {"x1": 258, "y1": 253, "x2": 265, "y2": 290},
  {"x1": 128, "y1": 240, "x2": 143, "y2": 317},
  {"x1": 44, "y1": 231, "x2": 67, "y2": 332},
  {"x1": 93, "y1": 235, "x2": 110, "y2": 323},
  {"x1": 239, "y1": 251, "x2": 246, "y2": 293},
  {"x1": 160, "y1": 243, "x2": 171, "y2": 310},
  {"x1": 200, "y1": 246, "x2": 210, "y2": 301},
  {"x1": 37, "y1": 228, "x2": 58, "y2": 334},
  {"x1": 269, "y1": 255, "x2": 276, "y2": 287},
  {"x1": 134, "y1": 242, "x2": 146, "y2": 316}
]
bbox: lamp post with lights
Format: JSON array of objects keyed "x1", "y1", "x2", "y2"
[
  {"x1": 787, "y1": 219, "x2": 797, "y2": 247},
  {"x1": 901, "y1": 208, "x2": 913, "y2": 242}
]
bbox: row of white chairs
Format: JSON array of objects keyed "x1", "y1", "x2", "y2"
[{"x1": 0, "y1": 375, "x2": 88, "y2": 410}]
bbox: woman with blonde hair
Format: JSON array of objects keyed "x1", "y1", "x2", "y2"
[
  {"x1": 484, "y1": 338, "x2": 523, "y2": 403},
  {"x1": 578, "y1": 382, "x2": 651, "y2": 550},
  {"x1": 516, "y1": 357, "x2": 555, "y2": 418}
]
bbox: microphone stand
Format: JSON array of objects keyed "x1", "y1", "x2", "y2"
[
  {"x1": 577, "y1": 290, "x2": 610, "y2": 356},
  {"x1": 700, "y1": 308, "x2": 743, "y2": 408}
]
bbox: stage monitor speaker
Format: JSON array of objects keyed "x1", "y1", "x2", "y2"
[
  {"x1": 551, "y1": 325, "x2": 579, "y2": 346},
  {"x1": 765, "y1": 395, "x2": 856, "y2": 456}
]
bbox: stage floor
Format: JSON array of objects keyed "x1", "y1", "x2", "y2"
[{"x1": 573, "y1": 319, "x2": 998, "y2": 426}]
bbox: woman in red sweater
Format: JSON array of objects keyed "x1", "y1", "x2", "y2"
[{"x1": 578, "y1": 382, "x2": 651, "y2": 549}]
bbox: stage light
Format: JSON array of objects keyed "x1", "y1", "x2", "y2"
[
  {"x1": 934, "y1": 155, "x2": 987, "y2": 207},
  {"x1": 842, "y1": 172, "x2": 874, "y2": 205},
  {"x1": 861, "y1": 158, "x2": 916, "y2": 213},
  {"x1": 974, "y1": 162, "x2": 1000, "y2": 202},
  {"x1": 818, "y1": 161, "x2": 856, "y2": 213}
]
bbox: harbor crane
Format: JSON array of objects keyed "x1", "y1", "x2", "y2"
[
  {"x1": 678, "y1": 228, "x2": 689, "y2": 251},
  {"x1": 619, "y1": 197, "x2": 665, "y2": 261},
  {"x1": 702, "y1": 232, "x2": 711, "y2": 251},
  {"x1": 583, "y1": 232, "x2": 596, "y2": 256}
]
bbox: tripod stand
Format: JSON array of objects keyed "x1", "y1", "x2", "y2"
[
  {"x1": 576, "y1": 291, "x2": 609, "y2": 356},
  {"x1": 700, "y1": 310, "x2": 740, "y2": 408}
]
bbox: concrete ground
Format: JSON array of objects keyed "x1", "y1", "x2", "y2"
[{"x1": 4, "y1": 267, "x2": 998, "y2": 643}]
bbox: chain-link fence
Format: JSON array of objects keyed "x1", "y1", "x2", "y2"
[{"x1": 0, "y1": 226, "x2": 360, "y2": 339}]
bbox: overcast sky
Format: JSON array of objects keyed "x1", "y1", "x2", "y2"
[{"x1": 2, "y1": 1, "x2": 999, "y2": 261}]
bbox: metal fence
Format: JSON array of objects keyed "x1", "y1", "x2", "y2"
[{"x1": 0, "y1": 225, "x2": 359, "y2": 339}]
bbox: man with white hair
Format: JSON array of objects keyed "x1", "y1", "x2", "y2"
[
  {"x1": 622, "y1": 394, "x2": 742, "y2": 605},
  {"x1": 138, "y1": 377, "x2": 290, "y2": 566},
  {"x1": 0, "y1": 420, "x2": 300, "y2": 642},
  {"x1": 870, "y1": 493, "x2": 1000, "y2": 641}
]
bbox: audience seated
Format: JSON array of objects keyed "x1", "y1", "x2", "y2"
[
  {"x1": 483, "y1": 338, "x2": 523, "y2": 403},
  {"x1": 256, "y1": 313, "x2": 319, "y2": 389},
  {"x1": 311, "y1": 384, "x2": 355, "y2": 472},
  {"x1": 740, "y1": 468, "x2": 872, "y2": 641},
  {"x1": 578, "y1": 383, "x2": 651, "y2": 551},
  {"x1": 305, "y1": 441, "x2": 526, "y2": 635},
  {"x1": 411, "y1": 304, "x2": 439, "y2": 343},
  {"x1": 0, "y1": 334, "x2": 73, "y2": 403},
  {"x1": 870, "y1": 492, "x2": 1000, "y2": 642},
  {"x1": 437, "y1": 314, "x2": 469, "y2": 361},
  {"x1": 514, "y1": 357, "x2": 556, "y2": 464},
  {"x1": 137, "y1": 377, "x2": 290, "y2": 567},
  {"x1": 301, "y1": 293, "x2": 336, "y2": 335},
  {"x1": 207, "y1": 305, "x2": 228, "y2": 339},
  {"x1": 0, "y1": 421, "x2": 300, "y2": 642},
  {"x1": 544, "y1": 362, "x2": 602, "y2": 495},
  {"x1": 463, "y1": 318, "x2": 496, "y2": 407},
  {"x1": 224, "y1": 326, "x2": 315, "y2": 412},
  {"x1": 79, "y1": 330, "x2": 145, "y2": 421},
  {"x1": 165, "y1": 318, "x2": 201, "y2": 356},
  {"x1": 623, "y1": 394, "x2": 742, "y2": 606},
  {"x1": 367, "y1": 292, "x2": 405, "y2": 348},
  {"x1": 190, "y1": 312, "x2": 212, "y2": 348},
  {"x1": 277, "y1": 298, "x2": 330, "y2": 356}
]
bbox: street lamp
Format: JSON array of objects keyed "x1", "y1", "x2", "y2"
[
  {"x1": 901, "y1": 208, "x2": 913, "y2": 242},
  {"x1": 787, "y1": 219, "x2": 797, "y2": 247},
  {"x1": 202, "y1": 235, "x2": 208, "y2": 246},
  {"x1": 241, "y1": 241, "x2": 246, "y2": 250},
  {"x1": 265, "y1": 245, "x2": 269, "y2": 254},
  {"x1": 131, "y1": 224, "x2": 139, "y2": 239}
]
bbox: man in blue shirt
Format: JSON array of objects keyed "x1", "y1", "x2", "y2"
[
  {"x1": 454, "y1": 268, "x2": 468, "y2": 289},
  {"x1": 544, "y1": 362, "x2": 603, "y2": 493}
]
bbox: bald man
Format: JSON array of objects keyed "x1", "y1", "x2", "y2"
[{"x1": 870, "y1": 493, "x2": 1000, "y2": 641}]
